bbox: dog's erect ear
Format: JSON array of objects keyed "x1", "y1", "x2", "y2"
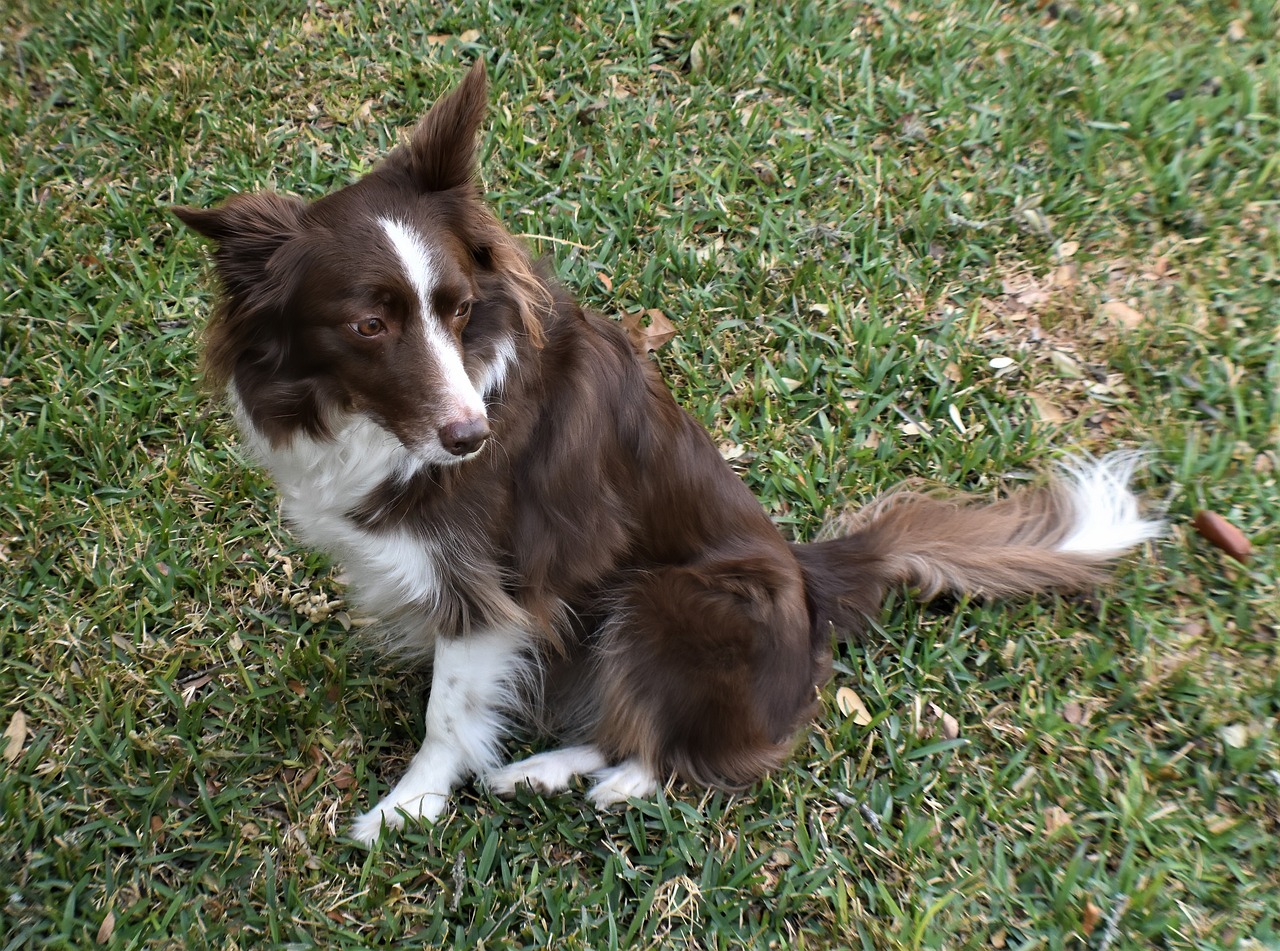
[{"x1": 406, "y1": 59, "x2": 489, "y2": 192}]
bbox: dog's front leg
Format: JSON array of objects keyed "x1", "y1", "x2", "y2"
[{"x1": 349, "y1": 626, "x2": 528, "y2": 846}]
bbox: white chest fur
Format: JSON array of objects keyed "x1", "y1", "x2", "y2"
[{"x1": 231, "y1": 401, "x2": 446, "y2": 616}]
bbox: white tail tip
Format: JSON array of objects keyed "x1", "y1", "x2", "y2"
[{"x1": 1055, "y1": 452, "x2": 1163, "y2": 556}]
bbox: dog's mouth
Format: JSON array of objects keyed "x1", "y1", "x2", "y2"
[
  {"x1": 350, "y1": 403, "x2": 490, "y2": 469},
  {"x1": 417, "y1": 440, "x2": 487, "y2": 467},
  {"x1": 398, "y1": 419, "x2": 491, "y2": 468}
]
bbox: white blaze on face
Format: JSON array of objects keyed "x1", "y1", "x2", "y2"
[{"x1": 379, "y1": 217, "x2": 487, "y2": 428}]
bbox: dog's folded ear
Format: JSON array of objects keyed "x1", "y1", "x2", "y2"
[
  {"x1": 173, "y1": 192, "x2": 305, "y2": 248},
  {"x1": 406, "y1": 59, "x2": 489, "y2": 193},
  {"x1": 172, "y1": 193, "x2": 307, "y2": 306}
]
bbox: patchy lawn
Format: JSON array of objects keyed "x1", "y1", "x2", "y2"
[{"x1": 2, "y1": 0, "x2": 1276, "y2": 946}]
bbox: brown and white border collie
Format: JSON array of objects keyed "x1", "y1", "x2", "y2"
[{"x1": 175, "y1": 62, "x2": 1160, "y2": 846}]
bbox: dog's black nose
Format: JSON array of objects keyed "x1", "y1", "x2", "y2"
[{"x1": 439, "y1": 418, "x2": 490, "y2": 456}]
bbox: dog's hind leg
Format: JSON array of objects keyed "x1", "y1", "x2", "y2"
[
  {"x1": 589, "y1": 554, "x2": 825, "y2": 796},
  {"x1": 586, "y1": 759, "x2": 659, "y2": 807},
  {"x1": 487, "y1": 744, "x2": 608, "y2": 795}
]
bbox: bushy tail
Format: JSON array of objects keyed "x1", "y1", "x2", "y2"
[{"x1": 793, "y1": 453, "x2": 1162, "y2": 639}]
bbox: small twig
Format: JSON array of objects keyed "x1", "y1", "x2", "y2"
[
  {"x1": 833, "y1": 790, "x2": 884, "y2": 834},
  {"x1": 530, "y1": 186, "x2": 566, "y2": 206},
  {"x1": 891, "y1": 403, "x2": 934, "y2": 436},
  {"x1": 946, "y1": 211, "x2": 993, "y2": 231},
  {"x1": 514, "y1": 232, "x2": 592, "y2": 250},
  {"x1": 175, "y1": 662, "x2": 232, "y2": 687},
  {"x1": 450, "y1": 851, "x2": 465, "y2": 912},
  {"x1": 859, "y1": 802, "x2": 883, "y2": 834}
]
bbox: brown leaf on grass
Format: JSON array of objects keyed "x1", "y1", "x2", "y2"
[
  {"x1": 1192, "y1": 510, "x2": 1252, "y2": 563},
  {"x1": 295, "y1": 766, "x2": 319, "y2": 793},
  {"x1": 924, "y1": 701, "x2": 960, "y2": 739},
  {"x1": 96, "y1": 911, "x2": 115, "y2": 944},
  {"x1": 3, "y1": 710, "x2": 26, "y2": 763},
  {"x1": 835, "y1": 687, "x2": 873, "y2": 726},
  {"x1": 1062, "y1": 701, "x2": 1085, "y2": 724},
  {"x1": 1099, "y1": 300, "x2": 1144, "y2": 329},
  {"x1": 1043, "y1": 805, "x2": 1072, "y2": 834},
  {"x1": 1030, "y1": 392, "x2": 1068, "y2": 423},
  {"x1": 1051, "y1": 263, "x2": 1079, "y2": 288},
  {"x1": 940, "y1": 712, "x2": 960, "y2": 740},
  {"x1": 1082, "y1": 899, "x2": 1102, "y2": 935},
  {"x1": 622, "y1": 309, "x2": 677, "y2": 353},
  {"x1": 333, "y1": 763, "x2": 357, "y2": 791}
]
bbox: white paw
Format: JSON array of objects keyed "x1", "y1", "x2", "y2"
[
  {"x1": 487, "y1": 745, "x2": 608, "y2": 796},
  {"x1": 348, "y1": 789, "x2": 449, "y2": 847},
  {"x1": 586, "y1": 759, "x2": 658, "y2": 808}
]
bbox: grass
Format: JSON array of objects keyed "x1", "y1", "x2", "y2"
[{"x1": 1, "y1": 0, "x2": 1277, "y2": 946}]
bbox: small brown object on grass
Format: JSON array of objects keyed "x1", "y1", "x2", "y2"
[{"x1": 1192, "y1": 510, "x2": 1252, "y2": 564}]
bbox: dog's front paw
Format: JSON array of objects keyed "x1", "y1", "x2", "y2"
[{"x1": 349, "y1": 790, "x2": 450, "y2": 847}]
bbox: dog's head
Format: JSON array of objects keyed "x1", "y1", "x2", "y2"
[{"x1": 175, "y1": 61, "x2": 544, "y2": 465}]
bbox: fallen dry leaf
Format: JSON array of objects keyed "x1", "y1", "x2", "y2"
[
  {"x1": 3, "y1": 710, "x2": 26, "y2": 763},
  {"x1": 333, "y1": 763, "x2": 357, "y2": 791},
  {"x1": 835, "y1": 687, "x2": 873, "y2": 726},
  {"x1": 622, "y1": 309, "x2": 677, "y2": 353},
  {"x1": 1221, "y1": 724, "x2": 1249, "y2": 749},
  {"x1": 1062, "y1": 701, "x2": 1084, "y2": 724},
  {"x1": 1099, "y1": 300, "x2": 1144, "y2": 329},
  {"x1": 96, "y1": 911, "x2": 115, "y2": 944},
  {"x1": 940, "y1": 712, "x2": 960, "y2": 740},
  {"x1": 1030, "y1": 392, "x2": 1068, "y2": 424},
  {"x1": 1082, "y1": 899, "x2": 1102, "y2": 935},
  {"x1": 1043, "y1": 805, "x2": 1072, "y2": 834},
  {"x1": 295, "y1": 766, "x2": 320, "y2": 793},
  {"x1": 1192, "y1": 510, "x2": 1252, "y2": 563}
]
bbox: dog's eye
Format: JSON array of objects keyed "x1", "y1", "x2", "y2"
[
  {"x1": 351, "y1": 317, "x2": 387, "y2": 338},
  {"x1": 452, "y1": 299, "x2": 474, "y2": 331}
]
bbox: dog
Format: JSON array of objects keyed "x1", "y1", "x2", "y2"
[{"x1": 175, "y1": 61, "x2": 1160, "y2": 845}]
